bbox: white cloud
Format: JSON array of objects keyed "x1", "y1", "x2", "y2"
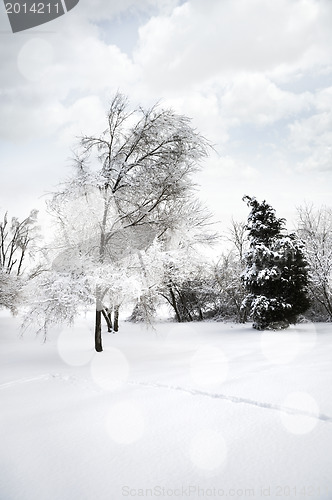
[
  {"x1": 75, "y1": 0, "x2": 182, "y2": 21},
  {"x1": 206, "y1": 155, "x2": 259, "y2": 180},
  {"x1": 220, "y1": 74, "x2": 313, "y2": 126},
  {"x1": 130, "y1": 0, "x2": 331, "y2": 178},
  {"x1": 1, "y1": 0, "x2": 330, "y2": 145},
  {"x1": 0, "y1": 91, "x2": 68, "y2": 141},
  {"x1": 134, "y1": 0, "x2": 332, "y2": 91},
  {"x1": 289, "y1": 113, "x2": 332, "y2": 171},
  {"x1": 0, "y1": 29, "x2": 138, "y2": 141},
  {"x1": 161, "y1": 90, "x2": 229, "y2": 145},
  {"x1": 58, "y1": 95, "x2": 107, "y2": 147},
  {"x1": 287, "y1": 86, "x2": 332, "y2": 170},
  {"x1": 1, "y1": 0, "x2": 332, "y2": 226}
]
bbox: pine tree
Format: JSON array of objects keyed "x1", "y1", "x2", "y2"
[{"x1": 242, "y1": 196, "x2": 310, "y2": 330}]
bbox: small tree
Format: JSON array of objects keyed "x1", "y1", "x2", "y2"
[
  {"x1": 225, "y1": 218, "x2": 248, "y2": 262},
  {"x1": 129, "y1": 292, "x2": 157, "y2": 324},
  {"x1": 0, "y1": 210, "x2": 39, "y2": 314},
  {"x1": 297, "y1": 204, "x2": 332, "y2": 321},
  {"x1": 213, "y1": 251, "x2": 247, "y2": 322},
  {"x1": 160, "y1": 257, "x2": 213, "y2": 322},
  {"x1": 212, "y1": 219, "x2": 249, "y2": 323},
  {"x1": 156, "y1": 204, "x2": 218, "y2": 323},
  {"x1": 242, "y1": 196, "x2": 310, "y2": 329}
]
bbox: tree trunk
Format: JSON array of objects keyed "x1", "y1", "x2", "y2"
[
  {"x1": 95, "y1": 308, "x2": 103, "y2": 352},
  {"x1": 198, "y1": 307, "x2": 204, "y2": 321},
  {"x1": 107, "y1": 308, "x2": 113, "y2": 329},
  {"x1": 95, "y1": 195, "x2": 109, "y2": 351},
  {"x1": 178, "y1": 291, "x2": 193, "y2": 321},
  {"x1": 240, "y1": 307, "x2": 247, "y2": 323},
  {"x1": 168, "y1": 285, "x2": 182, "y2": 322},
  {"x1": 114, "y1": 305, "x2": 119, "y2": 332},
  {"x1": 102, "y1": 308, "x2": 113, "y2": 332}
]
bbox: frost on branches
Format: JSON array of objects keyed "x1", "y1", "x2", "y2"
[
  {"x1": 297, "y1": 204, "x2": 332, "y2": 321},
  {"x1": 0, "y1": 210, "x2": 40, "y2": 314},
  {"x1": 26, "y1": 93, "x2": 213, "y2": 351},
  {"x1": 242, "y1": 196, "x2": 310, "y2": 330}
]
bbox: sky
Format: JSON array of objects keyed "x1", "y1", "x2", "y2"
[{"x1": 0, "y1": 0, "x2": 332, "y2": 246}]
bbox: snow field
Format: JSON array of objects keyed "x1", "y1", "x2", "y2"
[{"x1": 1, "y1": 312, "x2": 332, "y2": 499}]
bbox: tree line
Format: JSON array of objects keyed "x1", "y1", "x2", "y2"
[{"x1": 1, "y1": 94, "x2": 331, "y2": 351}]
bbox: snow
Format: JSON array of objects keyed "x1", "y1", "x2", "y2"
[{"x1": 1, "y1": 311, "x2": 332, "y2": 500}]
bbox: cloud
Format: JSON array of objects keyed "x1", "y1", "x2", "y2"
[
  {"x1": 0, "y1": 30, "x2": 137, "y2": 142},
  {"x1": 0, "y1": 0, "x2": 332, "y2": 224},
  {"x1": 1, "y1": 0, "x2": 330, "y2": 145},
  {"x1": 75, "y1": 0, "x2": 182, "y2": 21},
  {"x1": 220, "y1": 74, "x2": 313, "y2": 126},
  {"x1": 287, "y1": 86, "x2": 332, "y2": 171},
  {"x1": 207, "y1": 155, "x2": 259, "y2": 180},
  {"x1": 134, "y1": 0, "x2": 332, "y2": 91},
  {"x1": 58, "y1": 95, "x2": 107, "y2": 146},
  {"x1": 289, "y1": 113, "x2": 332, "y2": 171},
  {"x1": 160, "y1": 90, "x2": 229, "y2": 146}
]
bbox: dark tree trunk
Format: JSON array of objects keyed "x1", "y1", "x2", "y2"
[
  {"x1": 95, "y1": 308, "x2": 103, "y2": 352},
  {"x1": 178, "y1": 291, "x2": 193, "y2": 321},
  {"x1": 114, "y1": 305, "x2": 119, "y2": 332},
  {"x1": 107, "y1": 308, "x2": 113, "y2": 329},
  {"x1": 102, "y1": 308, "x2": 113, "y2": 332},
  {"x1": 168, "y1": 285, "x2": 182, "y2": 322}
]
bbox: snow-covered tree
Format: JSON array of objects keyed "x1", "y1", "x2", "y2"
[
  {"x1": 211, "y1": 218, "x2": 249, "y2": 323},
  {"x1": 0, "y1": 272, "x2": 24, "y2": 315},
  {"x1": 129, "y1": 292, "x2": 157, "y2": 324},
  {"x1": 213, "y1": 251, "x2": 247, "y2": 322},
  {"x1": 24, "y1": 270, "x2": 95, "y2": 336},
  {"x1": 29, "y1": 93, "x2": 211, "y2": 351},
  {"x1": 151, "y1": 198, "x2": 218, "y2": 323},
  {"x1": 296, "y1": 204, "x2": 332, "y2": 320},
  {"x1": 0, "y1": 210, "x2": 39, "y2": 314},
  {"x1": 225, "y1": 218, "x2": 248, "y2": 262},
  {"x1": 158, "y1": 251, "x2": 211, "y2": 322},
  {"x1": 242, "y1": 196, "x2": 310, "y2": 330}
]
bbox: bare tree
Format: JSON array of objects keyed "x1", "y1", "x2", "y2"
[
  {"x1": 42, "y1": 93, "x2": 211, "y2": 351},
  {"x1": 213, "y1": 251, "x2": 247, "y2": 323},
  {"x1": 158, "y1": 253, "x2": 212, "y2": 323},
  {"x1": 297, "y1": 203, "x2": 332, "y2": 320},
  {"x1": 225, "y1": 218, "x2": 248, "y2": 263},
  {"x1": 211, "y1": 219, "x2": 249, "y2": 323},
  {"x1": 0, "y1": 210, "x2": 39, "y2": 276},
  {"x1": 0, "y1": 210, "x2": 39, "y2": 313}
]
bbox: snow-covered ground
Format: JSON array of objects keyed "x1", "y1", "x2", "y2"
[{"x1": 1, "y1": 311, "x2": 332, "y2": 500}]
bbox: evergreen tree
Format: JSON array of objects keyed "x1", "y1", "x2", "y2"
[{"x1": 242, "y1": 196, "x2": 310, "y2": 329}]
